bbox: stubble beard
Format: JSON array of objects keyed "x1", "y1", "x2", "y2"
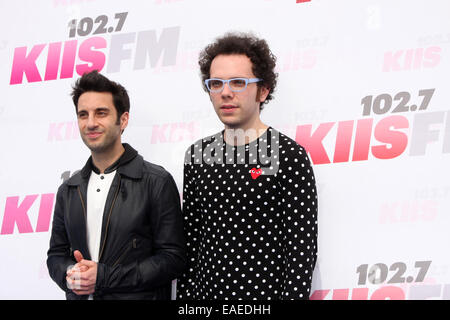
[{"x1": 82, "y1": 127, "x2": 121, "y2": 155}]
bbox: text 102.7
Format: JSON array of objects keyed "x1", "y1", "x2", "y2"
[
  {"x1": 356, "y1": 261, "x2": 431, "y2": 285},
  {"x1": 68, "y1": 12, "x2": 128, "y2": 38},
  {"x1": 361, "y1": 89, "x2": 435, "y2": 116}
]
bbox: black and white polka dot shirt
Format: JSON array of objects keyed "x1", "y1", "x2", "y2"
[{"x1": 177, "y1": 127, "x2": 318, "y2": 300}]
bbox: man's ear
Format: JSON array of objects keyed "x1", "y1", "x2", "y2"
[
  {"x1": 256, "y1": 86, "x2": 270, "y2": 103},
  {"x1": 120, "y1": 112, "x2": 129, "y2": 132}
]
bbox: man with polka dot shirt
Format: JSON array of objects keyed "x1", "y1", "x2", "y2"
[{"x1": 177, "y1": 32, "x2": 318, "y2": 300}]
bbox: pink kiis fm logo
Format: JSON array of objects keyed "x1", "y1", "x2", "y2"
[
  {"x1": 311, "y1": 283, "x2": 450, "y2": 300},
  {"x1": 0, "y1": 171, "x2": 78, "y2": 235},
  {"x1": 296, "y1": 89, "x2": 450, "y2": 164},
  {"x1": 383, "y1": 46, "x2": 441, "y2": 72},
  {"x1": 0, "y1": 194, "x2": 54, "y2": 235},
  {"x1": 9, "y1": 12, "x2": 180, "y2": 85}
]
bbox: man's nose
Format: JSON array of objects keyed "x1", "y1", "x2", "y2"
[
  {"x1": 221, "y1": 82, "x2": 235, "y2": 98},
  {"x1": 86, "y1": 114, "x2": 98, "y2": 128}
]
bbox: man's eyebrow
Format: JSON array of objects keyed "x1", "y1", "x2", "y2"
[
  {"x1": 77, "y1": 107, "x2": 110, "y2": 114},
  {"x1": 95, "y1": 107, "x2": 110, "y2": 112},
  {"x1": 210, "y1": 76, "x2": 249, "y2": 79}
]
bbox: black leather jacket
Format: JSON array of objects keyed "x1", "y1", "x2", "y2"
[{"x1": 47, "y1": 144, "x2": 186, "y2": 300}]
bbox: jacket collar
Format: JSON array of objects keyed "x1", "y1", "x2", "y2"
[{"x1": 67, "y1": 143, "x2": 142, "y2": 186}]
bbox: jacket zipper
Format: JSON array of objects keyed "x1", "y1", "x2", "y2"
[
  {"x1": 77, "y1": 186, "x2": 88, "y2": 255},
  {"x1": 77, "y1": 186, "x2": 87, "y2": 220},
  {"x1": 98, "y1": 175, "x2": 121, "y2": 262},
  {"x1": 112, "y1": 238, "x2": 137, "y2": 267}
]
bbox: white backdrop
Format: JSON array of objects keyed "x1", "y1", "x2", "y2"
[{"x1": 0, "y1": 0, "x2": 449, "y2": 299}]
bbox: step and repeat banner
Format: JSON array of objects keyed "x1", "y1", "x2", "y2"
[{"x1": 0, "y1": 0, "x2": 449, "y2": 300}]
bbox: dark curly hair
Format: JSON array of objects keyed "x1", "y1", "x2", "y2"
[{"x1": 199, "y1": 32, "x2": 278, "y2": 110}]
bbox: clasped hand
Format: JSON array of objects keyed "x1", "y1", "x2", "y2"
[{"x1": 66, "y1": 250, "x2": 98, "y2": 295}]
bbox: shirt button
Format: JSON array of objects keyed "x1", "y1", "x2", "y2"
[
  {"x1": 100, "y1": 176, "x2": 104, "y2": 180},
  {"x1": 97, "y1": 189, "x2": 100, "y2": 192}
]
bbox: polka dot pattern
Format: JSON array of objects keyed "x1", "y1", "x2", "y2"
[{"x1": 177, "y1": 128, "x2": 318, "y2": 300}]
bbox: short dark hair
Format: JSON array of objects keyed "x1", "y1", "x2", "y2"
[
  {"x1": 71, "y1": 70, "x2": 130, "y2": 120},
  {"x1": 199, "y1": 32, "x2": 278, "y2": 110}
]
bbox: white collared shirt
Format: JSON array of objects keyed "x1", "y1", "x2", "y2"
[{"x1": 86, "y1": 170, "x2": 116, "y2": 262}]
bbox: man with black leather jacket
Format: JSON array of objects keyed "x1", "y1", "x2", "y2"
[{"x1": 47, "y1": 70, "x2": 186, "y2": 300}]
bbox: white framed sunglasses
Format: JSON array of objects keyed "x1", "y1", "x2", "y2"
[{"x1": 204, "y1": 78, "x2": 262, "y2": 93}]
